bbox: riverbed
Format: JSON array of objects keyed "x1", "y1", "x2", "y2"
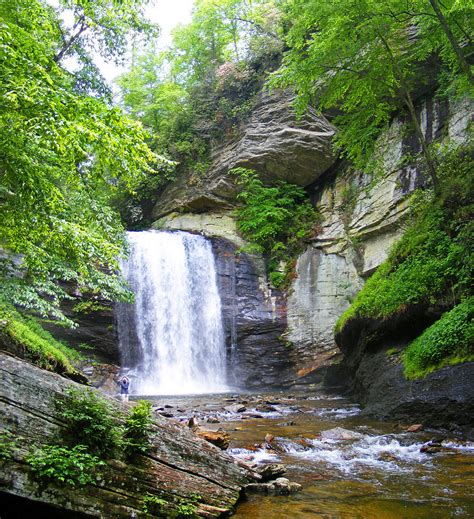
[{"x1": 141, "y1": 392, "x2": 474, "y2": 518}]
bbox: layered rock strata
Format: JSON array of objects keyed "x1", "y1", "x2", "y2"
[{"x1": 0, "y1": 353, "x2": 249, "y2": 518}]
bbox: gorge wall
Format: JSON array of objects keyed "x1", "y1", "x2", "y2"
[{"x1": 151, "y1": 87, "x2": 472, "y2": 394}]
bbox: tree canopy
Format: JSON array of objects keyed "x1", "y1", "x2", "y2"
[
  {"x1": 0, "y1": 0, "x2": 160, "y2": 324},
  {"x1": 271, "y1": 0, "x2": 473, "y2": 177}
]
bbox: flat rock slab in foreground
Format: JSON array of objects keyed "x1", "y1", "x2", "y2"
[{"x1": 0, "y1": 353, "x2": 249, "y2": 518}]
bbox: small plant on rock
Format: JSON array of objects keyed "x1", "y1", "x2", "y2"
[
  {"x1": 124, "y1": 400, "x2": 154, "y2": 458},
  {"x1": 56, "y1": 388, "x2": 124, "y2": 457},
  {"x1": 27, "y1": 444, "x2": 104, "y2": 488}
]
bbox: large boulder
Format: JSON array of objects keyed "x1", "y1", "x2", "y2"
[{"x1": 0, "y1": 353, "x2": 250, "y2": 518}]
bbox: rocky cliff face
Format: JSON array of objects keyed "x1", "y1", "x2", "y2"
[
  {"x1": 0, "y1": 353, "x2": 249, "y2": 518},
  {"x1": 152, "y1": 90, "x2": 336, "y2": 219},
  {"x1": 151, "y1": 89, "x2": 471, "y2": 393},
  {"x1": 211, "y1": 238, "x2": 292, "y2": 388},
  {"x1": 286, "y1": 95, "x2": 472, "y2": 376}
]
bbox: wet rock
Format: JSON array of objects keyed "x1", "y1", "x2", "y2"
[
  {"x1": 420, "y1": 440, "x2": 445, "y2": 454},
  {"x1": 164, "y1": 404, "x2": 174, "y2": 409},
  {"x1": 245, "y1": 477, "x2": 302, "y2": 495},
  {"x1": 244, "y1": 413, "x2": 264, "y2": 419},
  {"x1": 196, "y1": 428, "x2": 231, "y2": 450},
  {"x1": 256, "y1": 404, "x2": 278, "y2": 412},
  {"x1": 253, "y1": 463, "x2": 286, "y2": 482},
  {"x1": 320, "y1": 427, "x2": 363, "y2": 441},
  {"x1": 159, "y1": 412, "x2": 174, "y2": 418},
  {"x1": 225, "y1": 404, "x2": 247, "y2": 413},
  {"x1": 278, "y1": 421, "x2": 297, "y2": 426},
  {"x1": 207, "y1": 416, "x2": 220, "y2": 424},
  {"x1": 0, "y1": 353, "x2": 249, "y2": 518},
  {"x1": 406, "y1": 424, "x2": 424, "y2": 432},
  {"x1": 264, "y1": 433, "x2": 275, "y2": 443}
]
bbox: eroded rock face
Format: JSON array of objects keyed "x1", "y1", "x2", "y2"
[
  {"x1": 211, "y1": 238, "x2": 294, "y2": 388},
  {"x1": 0, "y1": 353, "x2": 249, "y2": 518},
  {"x1": 152, "y1": 90, "x2": 336, "y2": 219},
  {"x1": 286, "y1": 95, "x2": 473, "y2": 377}
]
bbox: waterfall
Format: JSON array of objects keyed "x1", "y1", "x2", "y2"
[{"x1": 116, "y1": 230, "x2": 228, "y2": 395}]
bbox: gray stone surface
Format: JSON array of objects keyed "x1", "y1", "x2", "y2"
[
  {"x1": 152, "y1": 90, "x2": 336, "y2": 219},
  {"x1": 211, "y1": 238, "x2": 294, "y2": 389},
  {"x1": 0, "y1": 353, "x2": 249, "y2": 518},
  {"x1": 286, "y1": 94, "x2": 473, "y2": 374}
]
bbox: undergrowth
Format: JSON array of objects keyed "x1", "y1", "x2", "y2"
[
  {"x1": 403, "y1": 297, "x2": 474, "y2": 379},
  {"x1": 335, "y1": 143, "x2": 473, "y2": 376},
  {"x1": 0, "y1": 302, "x2": 82, "y2": 375},
  {"x1": 233, "y1": 167, "x2": 319, "y2": 287},
  {"x1": 27, "y1": 444, "x2": 104, "y2": 488},
  {"x1": 25, "y1": 389, "x2": 155, "y2": 488}
]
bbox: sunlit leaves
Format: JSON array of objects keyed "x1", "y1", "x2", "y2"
[{"x1": 0, "y1": 0, "x2": 160, "y2": 323}]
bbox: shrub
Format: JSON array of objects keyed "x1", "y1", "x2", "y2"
[
  {"x1": 403, "y1": 298, "x2": 474, "y2": 378},
  {"x1": 27, "y1": 444, "x2": 104, "y2": 488},
  {"x1": 123, "y1": 400, "x2": 154, "y2": 458},
  {"x1": 56, "y1": 388, "x2": 124, "y2": 457},
  {"x1": 233, "y1": 167, "x2": 318, "y2": 287}
]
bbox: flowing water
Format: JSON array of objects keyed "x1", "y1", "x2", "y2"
[
  {"x1": 144, "y1": 392, "x2": 474, "y2": 519},
  {"x1": 116, "y1": 230, "x2": 228, "y2": 395}
]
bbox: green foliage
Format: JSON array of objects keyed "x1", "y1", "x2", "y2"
[
  {"x1": 56, "y1": 389, "x2": 124, "y2": 457},
  {"x1": 0, "y1": 0, "x2": 162, "y2": 324},
  {"x1": 271, "y1": 0, "x2": 473, "y2": 169},
  {"x1": 0, "y1": 302, "x2": 82, "y2": 375},
  {"x1": 0, "y1": 431, "x2": 18, "y2": 463},
  {"x1": 27, "y1": 444, "x2": 104, "y2": 488},
  {"x1": 403, "y1": 298, "x2": 474, "y2": 379},
  {"x1": 336, "y1": 143, "x2": 473, "y2": 334},
  {"x1": 176, "y1": 502, "x2": 198, "y2": 518},
  {"x1": 233, "y1": 168, "x2": 318, "y2": 287},
  {"x1": 336, "y1": 144, "x2": 473, "y2": 376},
  {"x1": 123, "y1": 400, "x2": 154, "y2": 458},
  {"x1": 116, "y1": 0, "x2": 283, "y2": 217},
  {"x1": 142, "y1": 493, "x2": 167, "y2": 515}
]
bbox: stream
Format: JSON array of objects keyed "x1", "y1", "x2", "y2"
[{"x1": 141, "y1": 391, "x2": 474, "y2": 519}]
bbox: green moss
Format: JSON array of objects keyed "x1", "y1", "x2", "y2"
[
  {"x1": 0, "y1": 303, "x2": 82, "y2": 375},
  {"x1": 335, "y1": 144, "x2": 473, "y2": 334},
  {"x1": 403, "y1": 298, "x2": 474, "y2": 379}
]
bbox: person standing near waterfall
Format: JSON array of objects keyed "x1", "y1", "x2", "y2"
[{"x1": 119, "y1": 376, "x2": 130, "y2": 402}]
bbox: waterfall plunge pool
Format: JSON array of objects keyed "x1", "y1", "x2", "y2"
[{"x1": 137, "y1": 391, "x2": 474, "y2": 519}]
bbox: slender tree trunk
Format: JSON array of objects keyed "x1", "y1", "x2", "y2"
[
  {"x1": 402, "y1": 88, "x2": 439, "y2": 192},
  {"x1": 54, "y1": 17, "x2": 88, "y2": 63},
  {"x1": 429, "y1": 0, "x2": 473, "y2": 85},
  {"x1": 377, "y1": 32, "x2": 439, "y2": 191}
]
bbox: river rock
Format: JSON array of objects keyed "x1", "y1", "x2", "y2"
[
  {"x1": 406, "y1": 424, "x2": 424, "y2": 432},
  {"x1": 225, "y1": 404, "x2": 247, "y2": 413},
  {"x1": 320, "y1": 427, "x2": 363, "y2": 441},
  {"x1": 253, "y1": 463, "x2": 287, "y2": 482},
  {"x1": 195, "y1": 428, "x2": 231, "y2": 450},
  {"x1": 245, "y1": 477, "x2": 302, "y2": 495},
  {"x1": 264, "y1": 433, "x2": 275, "y2": 443},
  {"x1": 0, "y1": 353, "x2": 249, "y2": 517}
]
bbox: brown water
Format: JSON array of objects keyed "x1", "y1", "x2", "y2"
[{"x1": 145, "y1": 392, "x2": 474, "y2": 518}]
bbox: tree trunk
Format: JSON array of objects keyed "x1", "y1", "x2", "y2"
[{"x1": 429, "y1": 0, "x2": 473, "y2": 85}]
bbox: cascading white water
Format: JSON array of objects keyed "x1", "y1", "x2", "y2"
[{"x1": 116, "y1": 230, "x2": 228, "y2": 395}]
